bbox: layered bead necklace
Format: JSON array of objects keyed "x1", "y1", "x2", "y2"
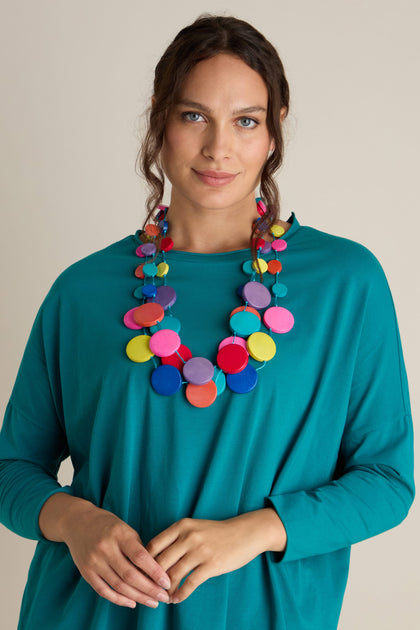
[{"x1": 124, "y1": 199, "x2": 294, "y2": 408}]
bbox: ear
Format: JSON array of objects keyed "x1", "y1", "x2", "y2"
[
  {"x1": 151, "y1": 95, "x2": 156, "y2": 108},
  {"x1": 280, "y1": 106, "x2": 287, "y2": 123}
]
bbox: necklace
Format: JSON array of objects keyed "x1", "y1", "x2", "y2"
[{"x1": 124, "y1": 199, "x2": 294, "y2": 408}]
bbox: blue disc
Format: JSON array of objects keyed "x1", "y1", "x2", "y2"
[
  {"x1": 151, "y1": 365, "x2": 182, "y2": 396},
  {"x1": 213, "y1": 367, "x2": 226, "y2": 396},
  {"x1": 226, "y1": 365, "x2": 258, "y2": 394},
  {"x1": 272, "y1": 282, "x2": 288, "y2": 297},
  {"x1": 236, "y1": 285, "x2": 245, "y2": 298},
  {"x1": 230, "y1": 311, "x2": 261, "y2": 336},
  {"x1": 150, "y1": 316, "x2": 181, "y2": 334},
  {"x1": 142, "y1": 284, "x2": 157, "y2": 298}
]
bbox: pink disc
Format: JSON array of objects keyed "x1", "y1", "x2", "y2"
[
  {"x1": 162, "y1": 344, "x2": 192, "y2": 370},
  {"x1": 263, "y1": 306, "x2": 294, "y2": 333},
  {"x1": 136, "y1": 245, "x2": 145, "y2": 257},
  {"x1": 272, "y1": 239, "x2": 287, "y2": 252},
  {"x1": 218, "y1": 336, "x2": 247, "y2": 351},
  {"x1": 149, "y1": 329, "x2": 181, "y2": 357},
  {"x1": 123, "y1": 307, "x2": 143, "y2": 330}
]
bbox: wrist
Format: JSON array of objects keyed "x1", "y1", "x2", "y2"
[
  {"x1": 39, "y1": 493, "x2": 97, "y2": 543},
  {"x1": 257, "y1": 507, "x2": 287, "y2": 553}
]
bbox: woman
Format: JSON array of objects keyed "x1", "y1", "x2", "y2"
[{"x1": 0, "y1": 14, "x2": 414, "y2": 630}]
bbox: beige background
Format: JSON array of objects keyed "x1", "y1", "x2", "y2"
[{"x1": 1, "y1": 1, "x2": 419, "y2": 627}]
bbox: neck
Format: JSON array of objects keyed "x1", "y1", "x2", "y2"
[{"x1": 164, "y1": 192, "x2": 259, "y2": 253}]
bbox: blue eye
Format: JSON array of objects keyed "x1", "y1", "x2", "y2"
[
  {"x1": 238, "y1": 117, "x2": 258, "y2": 128},
  {"x1": 182, "y1": 112, "x2": 205, "y2": 122}
]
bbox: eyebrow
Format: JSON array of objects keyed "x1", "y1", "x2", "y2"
[{"x1": 174, "y1": 99, "x2": 267, "y2": 115}]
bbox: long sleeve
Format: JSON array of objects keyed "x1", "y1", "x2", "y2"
[
  {"x1": 264, "y1": 253, "x2": 415, "y2": 563},
  {"x1": 0, "y1": 291, "x2": 73, "y2": 541}
]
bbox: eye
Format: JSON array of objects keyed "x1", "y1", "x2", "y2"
[
  {"x1": 237, "y1": 117, "x2": 258, "y2": 128},
  {"x1": 182, "y1": 111, "x2": 205, "y2": 123}
]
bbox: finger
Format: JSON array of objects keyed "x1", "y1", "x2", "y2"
[
  {"x1": 87, "y1": 573, "x2": 138, "y2": 609},
  {"x1": 100, "y1": 565, "x2": 168, "y2": 607},
  {"x1": 110, "y1": 555, "x2": 171, "y2": 603},
  {"x1": 171, "y1": 565, "x2": 210, "y2": 604},
  {"x1": 165, "y1": 552, "x2": 201, "y2": 597},
  {"x1": 146, "y1": 522, "x2": 183, "y2": 560},
  {"x1": 122, "y1": 538, "x2": 172, "y2": 589}
]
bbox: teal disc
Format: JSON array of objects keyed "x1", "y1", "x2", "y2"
[
  {"x1": 213, "y1": 367, "x2": 226, "y2": 396},
  {"x1": 150, "y1": 316, "x2": 181, "y2": 334},
  {"x1": 272, "y1": 283, "x2": 288, "y2": 297},
  {"x1": 242, "y1": 260, "x2": 255, "y2": 275},
  {"x1": 142, "y1": 262, "x2": 158, "y2": 277},
  {"x1": 230, "y1": 311, "x2": 261, "y2": 336}
]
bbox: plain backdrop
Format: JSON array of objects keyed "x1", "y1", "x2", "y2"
[{"x1": 0, "y1": 1, "x2": 419, "y2": 628}]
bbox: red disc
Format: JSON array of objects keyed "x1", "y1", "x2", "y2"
[
  {"x1": 230, "y1": 305, "x2": 261, "y2": 321},
  {"x1": 145, "y1": 224, "x2": 160, "y2": 237},
  {"x1": 133, "y1": 302, "x2": 164, "y2": 327},
  {"x1": 161, "y1": 237, "x2": 174, "y2": 252},
  {"x1": 267, "y1": 259, "x2": 282, "y2": 274},
  {"x1": 135, "y1": 264, "x2": 145, "y2": 279},
  {"x1": 161, "y1": 344, "x2": 193, "y2": 371},
  {"x1": 217, "y1": 344, "x2": 249, "y2": 374},
  {"x1": 186, "y1": 381, "x2": 217, "y2": 408}
]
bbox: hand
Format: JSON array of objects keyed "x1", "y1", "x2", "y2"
[
  {"x1": 146, "y1": 510, "x2": 280, "y2": 603},
  {"x1": 61, "y1": 503, "x2": 172, "y2": 609}
]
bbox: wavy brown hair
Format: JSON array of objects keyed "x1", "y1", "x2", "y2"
[{"x1": 135, "y1": 14, "x2": 290, "y2": 265}]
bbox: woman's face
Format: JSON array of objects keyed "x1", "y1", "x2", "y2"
[{"x1": 160, "y1": 53, "x2": 275, "y2": 213}]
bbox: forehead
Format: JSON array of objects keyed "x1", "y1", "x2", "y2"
[{"x1": 176, "y1": 53, "x2": 268, "y2": 104}]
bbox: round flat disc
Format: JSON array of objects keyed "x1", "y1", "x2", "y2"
[
  {"x1": 135, "y1": 246, "x2": 145, "y2": 258},
  {"x1": 157, "y1": 262, "x2": 169, "y2": 277},
  {"x1": 272, "y1": 283, "x2": 288, "y2": 297},
  {"x1": 151, "y1": 365, "x2": 182, "y2": 396},
  {"x1": 148, "y1": 285, "x2": 176, "y2": 310},
  {"x1": 142, "y1": 263, "x2": 158, "y2": 278},
  {"x1": 242, "y1": 260, "x2": 255, "y2": 275},
  {"x1": 272, "y1": 239, "x2": 287, "y2": 252},
  {"x1": 261, "y1": 240, "x2": 272, "y2": 254},
  {"x1": 263, "y1": 306, "x2": 294, "y2": 333},
  {"x1": 217, "y1": 344, "x2": 249, "y2": 374},
  {"x1": 252, "y1": 258, "x2": 268, "y2": 274},
  {"x1": 126, "y1": 335, "x2": 153, "y2": 363},
  {"x1": 267, "y1": 259, "x2": 282, "y2": 275},
  {"x1": 230, "y1": 305, "x2": 261, "y2": 320},
  {"x1": 162, "y1": 344, "x2": 192, "y2": 370},
  {"x1": 247, "y1": 332, "x2": 276, "y2": 362},
  {"x1": 141, "y1": 243, "x2": 157, "y2": 257},
  {"x1": 135, "y1": 264, "x2": 145, "y2": 279},
  {"x1": 183, "y1": 357, "x2": 214, "y2": 385},
  {"x1": 133, "y1": 302, "x2": 164, "y2": 327},
  {"x1": 270, "y1": 224, "x2": 285, "y2": 238},
  {"x1": 145, "y1": 223, "x2": 160, "y2": 237},
  {"x1": 242, "y1": 282, "x2": 271, "y2": 309},
  {"x1": 150, "y1": 316, "x2": 181, "y2": 334},
  {"x1": 230, "y1": 311, "x2": 261, "y2": 336},
  {"x1": 213, "y1": 367, "x2": 226, "y2": 396},
  {"x1": 149, "y1": 329, "x2": 181, "y2": 357},
  {"x1": 142, "y1": 284, "x2": 157, "y2": 298},
  {"x1": 226, "y1": 364, "x2": 258, "y2": 393},
  {"x1": 186, "y1": 381, "x2": 217, "y2": 408},
  {"x1": 160, "y1": 237, "x2": 174, "y2": 252},
  {"x1": 218, "y1": 335, "x2": 247, "y2": 351},
  {"x1": 123, "y1": 307, "x2": 143, "y2": 330}
]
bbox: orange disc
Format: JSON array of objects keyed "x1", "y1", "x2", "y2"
[
  {"x1": 186, "y1": 381, "x2": 217, "y2": 408},
  {"x1": 145, "y1": 224, "x2": 160, "y2": 237},
  {"x1": 230, "y1": 305, "x2": 261, "y2": 320},
  {"x1": 135, "y1": 264, "x2": 145, "y2": 279},
  {"x1": 133, "y1": 302, "x2": 164, "y2": 327},
  {"x1": 267, "y1": 259, "x2": 282, "y2": 275}
]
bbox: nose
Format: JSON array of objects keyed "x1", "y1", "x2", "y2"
[{"x1": 201, "y1": 123, "x2": 232, "y2": 161}]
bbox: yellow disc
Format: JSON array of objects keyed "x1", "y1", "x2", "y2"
[
  {"x1": 252, "y1": 258, "x2": 268, "y2": 274},
  {"x1": 157, "y1": 262, "x2": 169, "y2": 277},
  {"x1": 126, "y1": 335, "x2": 154, "y2": 363},
  {"x1": 246, "y1": 332, "x2": 276, "y2": 362},
  {"x1": 270, "y1": 224, "x2": 285, "y2": 237}
]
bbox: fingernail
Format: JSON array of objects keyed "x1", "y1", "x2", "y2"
[
  {"x1": 172, "y1": 596, "x2": 180, "y2": 604},
  {"x1": 146, "y1": 599, "x2": 159, "y2": 608},
  {"x1": 159, "y1": 577, "x2": 171, "y2": 589},
  {"x1": 125, "y1": 601, "x2": 136, "y2": 609},
  {"x1": 157, "y1": 591, "x2": 170, "y2": 603}
]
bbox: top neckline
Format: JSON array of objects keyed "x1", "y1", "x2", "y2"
[{"x1": 132, "y1": 212, "x2": 301, "y2": 262}]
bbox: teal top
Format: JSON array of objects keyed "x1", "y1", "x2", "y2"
[{"x1": 0, "y1": 214, "x2": 414, "y2": 629}]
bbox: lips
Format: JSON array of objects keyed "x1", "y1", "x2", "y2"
[{"x1": 192, "y1": 169, "x2": 238, "y2": 187}]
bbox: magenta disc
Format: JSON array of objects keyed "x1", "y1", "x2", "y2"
[
  {"x1": 123, "y1": 307, "x2": 143, "y2": 330},
  {"x1": 147, "y1": 285, "x2": 177, "y2": 310},
  {"x1": 149, "y1": 329, "x2": 181, "y2": 357},
  {"x1": 242, "y1": 282, "x2": 271, "y2": 309},
  {"x1": 218, "y1": 336, "x2": 247, "y2": 351},
  {"x1": 162, "y1": 344, "x2": 193, "y2": 371},
  {"x1": 263, "y1": 306, "x2": 294, "y2": 333},
  {"x1": 183, "y1": 357, "x2": 214, "y2": 385},
  {"x1": 135, "y1": 245, "x2": 145, "y2": 257},
  {"x1": 272, "y1": 239, "x2": 287, "y2": 252}
]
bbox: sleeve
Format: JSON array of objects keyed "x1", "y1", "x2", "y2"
[
  {"x1": 264, "y1": 254, "x2": 415, "y2": 563},
  {"x1": 0, "y1": 289, "x2": 74, "y2": 541}
]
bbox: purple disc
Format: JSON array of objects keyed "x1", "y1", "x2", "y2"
[
  {"x1": 141, "y1": 243, "x2": 157, "y2": 256},
  {"x1": 183, "y1": 357, "x2": 214, "y2": 385},
  {"x1": 261, "y1": 240, "x2": 272, "y2": 254},
  {"x1": 242, "y1": 282, "x2": 271, "y2": 309},
  {"x1": 147, "y1": 285, "x2": 177, "y2": 310}
]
